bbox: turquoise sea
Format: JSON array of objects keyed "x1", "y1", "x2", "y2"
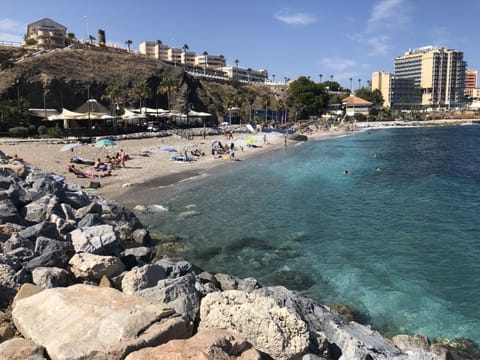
[{"x1": 130, "y1": 125, "x2": 480, "y2": 342}]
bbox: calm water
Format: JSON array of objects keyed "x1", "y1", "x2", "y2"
[{"x1": 131, "y1": 125, "x2": 480, "y2": 341}]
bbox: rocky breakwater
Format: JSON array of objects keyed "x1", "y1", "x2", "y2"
[{"x1": 0, "y1": 149, "x2": 476, "y2": 360}]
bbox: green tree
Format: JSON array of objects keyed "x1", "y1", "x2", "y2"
[
  {"x1": 287, "y1": 76, "x2": 327, "y2": 119},
  {"x1": 101, "y1": 85, "x2": 122, "y2": 114},
  {"x1": 157, "y1": 77, "x2": 178, "y2": 111},
  {"x1": 355, "y1": 88, "x2": 384, "y2": 108},
  {"x1": 129, "y1": 81, "x2": 152, "y2": 109}
]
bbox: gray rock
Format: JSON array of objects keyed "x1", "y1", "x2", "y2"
[
  {"x1": 214, "y1": 272, "x2": 239, "y2": 290},
  {"x1": 68, "y1": 253, "x2": 125, "y2": 281},
  {"x1": 34, "y1": 236, "x2": 73, "y2": 256},
  {"x1": 69, "y1": 224, "x2": 119, "y2": 255},
  {"x1": 26, "y1": 238, "x2": 73, "y2": 271},
  {"x1": 0, "y1": 337, "x2": 47, "y2": 360},
  {"x1": 75, "y1": 201, "x2": 103, "y2": 219},
  {"x1": 121, "y1": 264, "x2": 167, "y2": 293},
  {"x1": 254, "y1": 286, "x2": 407, "y2": 360},
  {"x1": 0, "y1": 198, "x2": 25, "y2": 225},
  {"x1": 155, "y1": 258, "x2": 193, "y2": 278},
  {"x1": 22, "y1": 170, "x2": 64, "y2": 202},
  {"x1": 61, "y1": 189, "x2": 91, "y2": 209},
  {"x1": 32, "y1": 267, "x2": 71, "y2": 288},
  {"x1": 21, "y1": 194, "x2": 63, "y2": 224},
  {"x1": 12, "y1": 284, "x2": 190, "y2": 359},
  {"x1": 77, "y1": 213, "x2": 106, "y2": 228},
  {"x1": 121, "y1": 246, "x2": 154, "y2": 263},
  {"x1": 6, "y1": 246, "x2": 35, "y2": 261},
  {"x1": 131, "y1": 227, "x2": 150, "y2": 244},
  {"x1": 3, "y1": 234, "x2": 34, "y2": 253},
  {"x1": 19, "y1": 221, "x2": 61, "y2": 241},
  {"x1": 133, "y1": 272, "x2": 201, "y2": 324},
  {"x1": 0, "y1": 256, "x2": 22, "y2": 307}
]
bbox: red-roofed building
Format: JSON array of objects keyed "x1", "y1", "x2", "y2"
[{"x1": 342, "y1": 95, "x2": 372, "y2": 116}]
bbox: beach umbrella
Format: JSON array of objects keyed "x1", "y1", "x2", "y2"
[
  {"x1": 95, "y1": 139, "x2": 116, "y2": 147},
  {"x1": 60, "y1": 142, "x2": 84, "y2": 152},
  {"x1": 162, "y1": 146, "x2": 177, "y2": 152}
]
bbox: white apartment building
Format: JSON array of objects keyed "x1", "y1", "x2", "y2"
[{"x1": 221, "y1": 66, "x2": 268, "y2": 83}]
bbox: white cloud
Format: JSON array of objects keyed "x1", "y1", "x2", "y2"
[
  {"x1": 274, "y1": 9, "x2": 316, "y2": 26},
  {"x1": 320, "y1": 57, "x2": 357, "y2": 72},
  {"x1": 0, "y1": 19, "x2": 25, "y2": 43},
  {"x1": 367, "y1": 0, "x2": 410, "y2": 32}
]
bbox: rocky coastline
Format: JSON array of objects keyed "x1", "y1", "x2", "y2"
[{"x1": 0, "y1": 150, "x2": 477, "y2": 359}]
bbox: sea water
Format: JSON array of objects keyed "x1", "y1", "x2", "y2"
[{"x1": 132, "y1": 125, "x2": 480, "y2": 342}]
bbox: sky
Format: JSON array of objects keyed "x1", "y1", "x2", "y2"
[{"x1": 1, "y1": 0, "x2": 479, "y2": 89}]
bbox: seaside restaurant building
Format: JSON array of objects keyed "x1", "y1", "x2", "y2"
[{"x1": 342, "y1": 95, "x2": 373, "y2": 116}]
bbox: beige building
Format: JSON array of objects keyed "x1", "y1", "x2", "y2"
[
  {"x1": 394, "y1": 46, "x2": 466, "y2": 108},
  {"x1": 139, "y1": 41, "x2": 226, "y2": 69},
  {"x1": 371, "y1": 71, "x2": 392, "y2": 108},
  {"x1": 195, "y1": 54, "x2": 226, "y2": 69},
  {"x1": 221, "y1": 66, "x2": 268, "y2": 83},
  {"x1": 24, "y1": 18, "x2": 67, "y2": 49}
]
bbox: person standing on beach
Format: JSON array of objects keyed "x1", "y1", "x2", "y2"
[
  {"x1": 120, "y1": 149, "x2": 126, "y2": 168},
  {"x1": 284, "y1": 135, "x2": 287, "y2": 147}
]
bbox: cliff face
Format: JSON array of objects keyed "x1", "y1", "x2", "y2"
[{"x1": 0, "y1": 47, "x2": 214, "y2": 114}]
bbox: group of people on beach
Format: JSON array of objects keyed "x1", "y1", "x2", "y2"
[{"x1": 67, "y1": 149, "x2": 128, "y2": 179}]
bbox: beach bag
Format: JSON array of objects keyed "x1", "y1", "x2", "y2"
[{"x1": 89, "y1": 181, "x2": 101, "y2": 189}]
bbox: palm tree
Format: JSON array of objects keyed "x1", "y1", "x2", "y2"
[
  {"x1": 88, "y1": 35, "x2": 95, "y2": 44},
  {"x1": 157, "y1": 77, "x2": 178, "y2": 111},
  {"x1": 262, "y1": 94, "x2": 271, "y2": 123},
  {"x1": 358, "y1": 78, "x2": 361, "y2": 89},
  {"x1": 101, "y1": 85, "x2": 122, "y2": 115},
  {"x1": 182, "y1": 43, "x2": 189, "y2": 67},
  {"x1": 125, "y1": 40, "x2": 133, "y2": 52},
  {"x1": 349, "y1": 77, "x2": 353, "y2": 92},
  {"x1": 319, "y1": 74, "x2": 323, "y2": 83},
  {"x1": 66, "y1": 32, "x2": 76, "y2": 46},
  {"x1": 202, "y1": 51, "x2": 208, "y2": 75},
  {"x1": 129, "y1": 81, "x2": 152, "y2": 110},
  {"x1": 247, "y1": 68, "x2": 252, "y2": 83},
  {"x1": 233, "y1": 59, "x2": 239, "y2": 81},
  {"x1": 330, "y1": 75, "x2": 334, "y2": 81}
]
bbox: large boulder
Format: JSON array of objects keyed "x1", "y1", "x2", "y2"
[
  {"x1": 0, "y1": 337, "x2": 47, "y2": 360},
  {"x1": 12, "y1": 284, "x2": 191, "y2": 359},
  {"x1": 68, "y1": 252, "x2": 125, "y2": 281},
  {"x1": 123, "y1": 266, "x2": 200, "y2": 324},
  {"x1": 125, "y1": 329, "x2": 263, "y2": 360},
  {"x1": 199, "y1": 290, "x2": 310, "y2": 360},
  {"x1": 68, "y1": 224, "x2": 120, "y2": 255}
]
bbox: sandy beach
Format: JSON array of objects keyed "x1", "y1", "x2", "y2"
[{"x1": 0, "y1": 127, "x2": 343, "y2": 205}]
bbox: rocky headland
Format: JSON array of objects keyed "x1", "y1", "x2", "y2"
[{"x1": 0, "y1": 150, "x2": 478, "y2": 360}]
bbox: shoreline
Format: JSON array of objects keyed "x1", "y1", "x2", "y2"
[
  {"x1": 1, "y1": 119, "x2": 476, "y2": 204},
  {"x1": 0, "y1": 126, "x2": 344, "y2": 205}
]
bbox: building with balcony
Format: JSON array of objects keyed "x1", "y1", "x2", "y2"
[
  {"x1": 464, "y1": 69, "x2": 478, "y2": 98},
  {"x1": 195, "y1": 54, "x2": 226, "y2": 69},
  {"x1": 393, "y1": 46, "x2": 466, "y2": 108},
  {"x1": 221, "y1": 66, "x2": 268, "y2": 83},
  {"x1": 25, "y1": 18, "x2": 67, "y2": 49}
]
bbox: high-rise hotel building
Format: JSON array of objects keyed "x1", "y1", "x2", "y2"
[{"x1": 393, "y1": 46, "x2": 466, "y2": 108}]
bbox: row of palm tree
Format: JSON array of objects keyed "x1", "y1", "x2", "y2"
[{"x1": 101, "y1": 77, "x2": 179, "y2": 114}]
